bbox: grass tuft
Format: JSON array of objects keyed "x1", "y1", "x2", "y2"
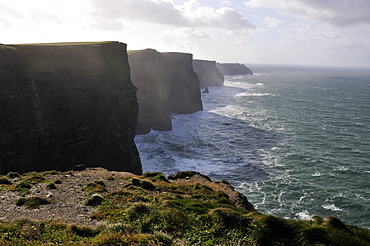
[
  {"x1": 82, "y1": 182, "x2": 107, "y2": 193},
  {"x1": 6, "y1": 172, "x2": 20, "y2": 178},
  {"x1": 16, "y1": 196, "x2": 52, "y2": 209},
  {"x1": 68, "y1": 224, "x2": 98, "y2": 237},
  {"x1": 46, "y1": 183, "x2": 57, "y2": 190},
  {"x1": 0, "y1": 177, "x2": 12, "y2": 185},
  {"x1": 85, "y1": 194, "x2": 104, "y2": 206},
  {"x1": 126, "y1": 202, "x2": 152, "y2": 221}
]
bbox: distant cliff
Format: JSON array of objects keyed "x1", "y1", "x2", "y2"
[
  {"x1": 128, "y1": 49, "x2": 172, "y2": 134},
  {"x1": 128, "y1": 49, "x2": 202, "y2": 135},
  {"x1": 162, "y1": 52, "x2": 203, "y2": 115},
  {"x1": 193, "y1": 59, "x2": 224, "y2": 88},
  {"x1": 0, "y1": 42, "x2": 142, "y2": 174},
  {"x1": 216, "y1": 63, "x2": 253, "y2": 75}
]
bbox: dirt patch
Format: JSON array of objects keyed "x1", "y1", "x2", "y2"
[{"x1": 0, "y1": 168, "x2": 255, "y2": 227}]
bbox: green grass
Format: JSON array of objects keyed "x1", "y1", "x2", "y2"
[
  {"x1": 82, "y1": 182, "x2": 107, "y2": 193},
  {"x1": 1, "y1": 171, "x2": 370, "y2": 245},
  {"x1": 12, "y1": 41, "x2": 118, "y2": 46},
  {"x1": 85, "y1": 194, "x2": 105, "y2": 206}
]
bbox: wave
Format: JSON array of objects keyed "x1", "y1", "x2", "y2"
[{"x1": 235, "y1": 92, "x2": 271, "y2": 97}]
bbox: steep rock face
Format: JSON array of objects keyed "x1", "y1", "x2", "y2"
[
  {"x1": 216, "y1": 63, "x2": 253, "y2": 75},
  {"x1": 128, "y1": 49, "x2": 172, "y2": 135},
  {"x1": 128, "y1": 50, "x2": 202, "y2": 134},
  {"x1": 0, "y1": 42, "x2": 142, "y2": 174},
  {"x1": 162, "y1": 52, "x2": 203, "y2": 115},
  {"x1": 193, "y1": 59, "x2": 224, "y2": 88}
]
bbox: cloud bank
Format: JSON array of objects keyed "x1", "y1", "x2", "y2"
[
  {"x1": 91, "y1": 0, "x2": 255, "y2": 31},
  {"x1": 245, "y1": 0, "x2": 370, "y2": 26}
]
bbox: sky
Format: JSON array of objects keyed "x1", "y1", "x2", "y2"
[{"x1": 1, "y1": 0, "x2": 370, "y2": 68}]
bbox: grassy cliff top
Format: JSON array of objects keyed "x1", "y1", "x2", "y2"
[
  {"x1": 7, "y1": 41, "x2": 120, "y2": 46},
  {"x1": 127, "y1": 48, "x2": 158, "y2": 55},
  {"x1": 0, "y1": 168, "x2": 369, "y2": 245}
]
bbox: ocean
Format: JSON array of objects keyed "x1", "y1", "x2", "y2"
[{"x1": 135, "y1": 64, "x2": 370, "y2": 228}]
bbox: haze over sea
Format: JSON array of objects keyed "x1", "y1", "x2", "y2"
[{"x1": 135, "y1": 64, "x2": 370, "y2": 228}]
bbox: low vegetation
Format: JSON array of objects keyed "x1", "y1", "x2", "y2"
[{"x1": 1, "y1": 170, "x2": 370, "y2": 245}]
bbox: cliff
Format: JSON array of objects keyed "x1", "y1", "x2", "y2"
[
  {"x1": 128, "y1": 50, "x2": 203, "y2": 134},
  {"x1": 216, "y1": 62, "x2": 253, "y2": 75},
  {"x1": 128, "y1": 49, "x2": 172, "y2": 134},
  {"x1": 0, "y1": 42, "x2": 142, "y2": 174},
  {"x1": 162, "y1": 52, "x2": 203, "y2": 115},
  {"x1": 193, "y1": 59, "x2": 224, "y2": 88}
]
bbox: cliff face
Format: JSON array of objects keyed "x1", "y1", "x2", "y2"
[
  {"x1": 193, "y1": 59, "x2": 224, "y2": 88},
  {"x1": 0, "y1": 42, "x2": 142, "y2": 174},
  {"x1": 216, "y1": 63, "x2": 253, "y2": 75},
  {"x1": 162, "y1": 52, "x2": 203, "y2": 115},
  {"x1": 128, "y1": 50, "x2": 203, "y2": 134},
  {"x1": 128, "y1": 49, "x2": 172, "y2": 134}
]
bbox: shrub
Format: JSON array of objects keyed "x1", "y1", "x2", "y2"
[
  {"x1": 85, "y1": 194, "x2": 104, "y2": 206},
  {"x1": 54, "y1": 179, "x2": 62, "y2": 184}
]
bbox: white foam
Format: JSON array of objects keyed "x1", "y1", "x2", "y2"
[
  {"x1": 322, "y1": 204, "x2": 344, "y2": 211},
  {"x1": 296, "y1": 210, "x2": 314, "y2": 221},
  {"x1": 312, "y1": 171, "x2": 323, "y2": 177},
  {"x1": 235, "y1": 92, "x2": 271, "y2": 97}
]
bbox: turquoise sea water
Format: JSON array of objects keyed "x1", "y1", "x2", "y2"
[{"x1": 135, "y1": 65, "x2": 370, "y2": 228}]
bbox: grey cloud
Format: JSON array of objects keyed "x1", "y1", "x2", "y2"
[
  {"x1": 245, "y1": 0, "x2": 370, "y2": 26},
  {"x1": 92, "y1": 0, "x2": 186, "y2": 26},
  {"x1": 91, "y1": 0, "x2": 254, "y2": 31},
  {"x1": 300, "y1": 0, "x2": 370, "y2": 26}
]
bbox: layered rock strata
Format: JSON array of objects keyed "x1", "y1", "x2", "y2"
[
  {"x1": 0, "y1": 42, "x2": 142, "y2": 174},
  {"x1": 193, "y1": 59, "x2": 224, "y2": 88}
]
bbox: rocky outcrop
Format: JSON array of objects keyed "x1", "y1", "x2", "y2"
[
  {"x1": 128, "y1": 49, "x2": 202, "y2": 135},
  {"x1": 0, "y1": 42, "x2": 142, "y2": 174},
  {"x1": 193, "y1": 59, "x2": 224, "y2": 88},
  {"x1": 168, "y1": 171, "x2": 255, "y2": 211},
  {"x1": 216, "y1": 63, "x2": 253, "y2": 75}
]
